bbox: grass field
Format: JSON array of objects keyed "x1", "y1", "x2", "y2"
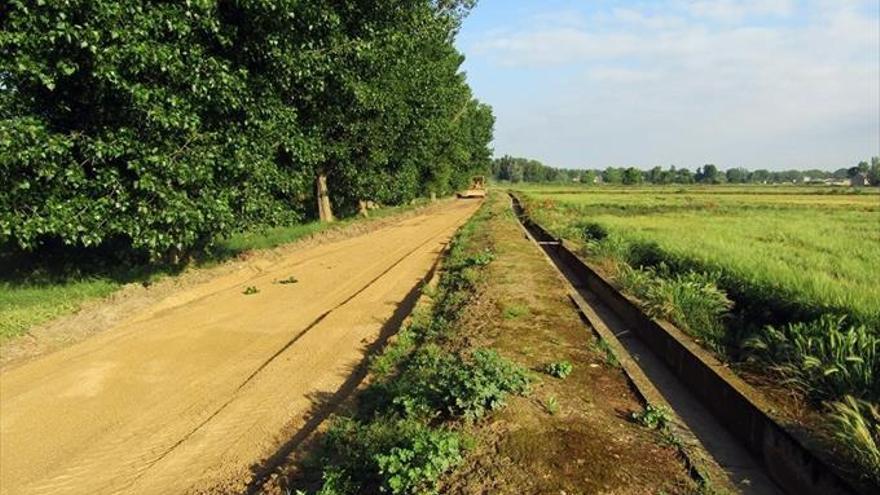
[
  {"x1": 519, "y1": 184, "x2": 880, "y2": 330},
  {"x1": 516, "y1": 183, "x2": 880, "y2": 480}
]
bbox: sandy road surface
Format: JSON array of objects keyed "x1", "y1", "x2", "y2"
[{"x1": 0, "y1": 200, "x2": 479, "y2": 495}]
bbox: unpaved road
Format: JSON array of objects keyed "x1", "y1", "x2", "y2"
[{"x1": 0, "y1": 200, "x2": 478, "y2": 495}]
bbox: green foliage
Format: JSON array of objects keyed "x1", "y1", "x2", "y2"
[
  {"x1": 615, "y1": 265, "x2": 733, "y2": 348},
  {"x1": 745, "y1": 316, "x2": 879, "y2": 402},
  {"x1": 276, "y1": 276, "x2": 298, "y2": 285},
  {"x1": 543, "y1": 395, "x2": 560, "y2": 415},
  {"x1": 643, "y1": 272, "x2": 733, "y2": 347},
  {"x1": 594, "y1": 338, "x2": 620, "y2": 367},
  {"x1": 320, "y1": 417, "x2": 463, "y2": 495},
  {"x1": 501, "y1": 303, "x2": 529, "y2": 319},
  {"x1": 374, "y1": 345, "x2": 531, "y2": 421},
  {"x1": 828, "y1": 396, "x2": 880, "y2": 482},
  {"x1": 579, "y1": 222, "x2": 609, "y2": 242},
  {"x1": 1, "y1": 0, "x2": 493, "y2": 261},
  {"x1": 632, "y1": 404, "x2": 673, "y2": 430},
  {"x1": 242, "y1": 286, "x2": 259, "y2": 295},
  {"x1": 543, "y1": 360, "x2": 573, "y2": 379}
]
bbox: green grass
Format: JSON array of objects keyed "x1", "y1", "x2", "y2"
[
  {"x1": 520, "y1": 184, "x2": 880, "y2": 330},
  {"x1": 0, "y1": 279, "x2": 119, "y2": 339},
  {"x1": 0, "y1": 200, "x2": 430, "y2": 341}
]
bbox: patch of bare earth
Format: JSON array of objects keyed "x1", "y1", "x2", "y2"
[{"x1": 440, "y1": 196, "x2": 696, "y2": 494}]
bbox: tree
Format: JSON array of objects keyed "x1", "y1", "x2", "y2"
[
  {"x1": 581, "y1": 170, "x2": 598, "y2": 184},
  {"x1": 749, "y1": 169, "x2": 771, "y2": 183},
  {"x1": 725, "y1": 168, "x2": 749, "y2": 184},
  {"x1": 603, "y1": 167, "x2": 624, "y2": 184},
  {"x1": 696, "y1": 164, "x2": 721, "y2": 184},
  {"x1": 1, "y1": 0, "x2": 493, "y2": 259},
  {"x1": 622, "y1": 167, "x2": 644, "y2": 185},
  {"x1": 675, "y1": 168, "x2": 695, "y2": 184},
  {"x1": 867, "y1": 157, "x2": 880, "y2": 186}
]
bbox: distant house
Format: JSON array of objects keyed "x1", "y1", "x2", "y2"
[{"x1": 851, "y1": 173, "x2": 869, "y2": 187}]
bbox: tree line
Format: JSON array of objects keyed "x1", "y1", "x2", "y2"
[
  {"x1": 1, "y1": 0, "x2": 493, "y2": 261},
  {"x1": 491, "y1": 155, "x2": 880, "y2": 186}
]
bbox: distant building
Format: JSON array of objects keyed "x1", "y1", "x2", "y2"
[{"x1": 851, "y1": 173, "x2": 869, "y2": 187}]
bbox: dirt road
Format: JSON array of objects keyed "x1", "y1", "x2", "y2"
[{"x1": 0, "y1": 200, "x2": 479, "y2": 495}]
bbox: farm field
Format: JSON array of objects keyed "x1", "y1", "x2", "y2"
[
  {"x1": 518, "y1": 184, "x2": 880, "y2": 331},
  {"x1": 516, "y1": 183, "x2": 880, "y2": 483}
]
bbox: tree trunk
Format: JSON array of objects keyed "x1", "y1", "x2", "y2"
[{"x1": 316, "y1": 172, "x2": 334, "y2": 222}]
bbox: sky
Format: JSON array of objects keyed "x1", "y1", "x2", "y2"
[{"x1": 456, "y1": 0, "x2": 880, "y2": 171}]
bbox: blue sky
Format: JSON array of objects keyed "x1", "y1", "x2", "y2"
[{"x1": 456, "y1": 0, "x2": 879, "y2": 170}]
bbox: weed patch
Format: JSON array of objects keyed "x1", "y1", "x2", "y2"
[
  {"x1": 632, "y1": 404, "x2": 673, "y2": 430},
  {"x1": 502, "y1": 303, "x2": 530, "y2": 320},
  {"x1": 543, "y1": 360, "x2": 573, "y2": 379},
  {"x1": 745, "y1": 316, "x2": 879, "y2": 402}
]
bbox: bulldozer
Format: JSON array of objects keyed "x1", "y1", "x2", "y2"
[{"x1": 456, "y1": 175, "x2": 487, "y2": 198}]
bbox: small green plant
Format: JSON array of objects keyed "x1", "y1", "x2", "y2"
[
  {"x1": 276, "y1": 276, "x2": 298, "y2": 284},
  {"x1": 543, "y1": 360, "x2": 573, "y2": 379},
  {"x1": 378, "y1": 346, "x2": 532, "y2": 421},
  {"x1": 543, "y1": 395, "x2": 560, "y2": 415},
  {"x1": 595, "y1": 338, "x2": 619, "y2": 367},
  {"x1": 632, "y1": 404, "x2": 672, "y2": 430},
  {"x1": 465, "y1": 248, "x2": 495, "y2": 267},
  {"x1": 242, "y1": 285, "x2": 259, "y2": 295},
  {"x1": 828, "y1": 396, "x2": 880, "y2": 482},
  {"x1": 502, "y1": 303, "x2": 530, "y2": 319}
]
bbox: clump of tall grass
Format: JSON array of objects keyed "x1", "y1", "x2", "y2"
[
  {"x1": 614, "y1": 265, "x2": 733, "y2": 349},
  {"x1": 828, "y1": 396, "x2": 880, "y2": 483},
  {"x1": 643, "y1": 272, "x2": 733, "y2": 347},
  {"x1": 745, "y1": 315, "x2": 879, "y2": 402}
]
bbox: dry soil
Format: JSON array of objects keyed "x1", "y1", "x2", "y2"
[{"x1": 0, "y1": 199, "x2": 479, "y2": 495}]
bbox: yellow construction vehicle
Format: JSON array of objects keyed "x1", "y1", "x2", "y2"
[{"x1": 457, "y1": 175, "x2": 487, "y2": 198}]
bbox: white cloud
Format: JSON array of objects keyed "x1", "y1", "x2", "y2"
[
  {"x1": 462, "y1": 0, "x2": 879, "y2": 168},
  {"x1": 683, "y1": 0, "x2": 794, "y2": 23}
]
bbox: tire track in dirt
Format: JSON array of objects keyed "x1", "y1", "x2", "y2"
[
  {"x1": 121, "y1": 220, "x2": 462, "y2": 492},
  {"x1": 0, "y1": 200, "x2": 479, "y2": 495}
]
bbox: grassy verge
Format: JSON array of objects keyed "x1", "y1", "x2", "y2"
[
  {"x1": 0, "y1": 200, "x2": 430, "y2": 341},
  {"x1": 517, "y1": 189, "x2": 880, "y2": 484},
  {"x1": 437, "y1": 193, "x2": 698, "y2": 493}
]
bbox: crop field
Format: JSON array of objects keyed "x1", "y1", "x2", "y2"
[
  {"x1": 519, "y1": 185, "x2": 880, "y2": 330},
  {"x1": 517, "y1": 184, "x2": 880, "y2": 481}
]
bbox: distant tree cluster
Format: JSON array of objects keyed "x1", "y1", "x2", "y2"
[
  {"x1": 490, "y1": 156, "x2": 880, "y2": 186},
  {"x1": 489, "y1": 155, "x2": 595, "y2": 184}
]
